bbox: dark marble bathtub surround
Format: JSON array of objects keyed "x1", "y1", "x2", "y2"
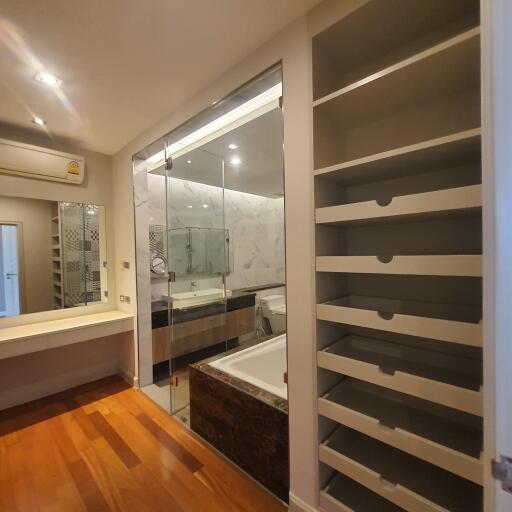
[
  {"x1": 189, "y1": 359, "x2": 289, "y2": 501},
  {"x1": 192, "y1": 360, "x2": 288, "y2": 413}
]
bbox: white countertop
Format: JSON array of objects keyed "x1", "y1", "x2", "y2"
[{"x1": 0, "y1": 310, "x2": 134, "y2": 360}]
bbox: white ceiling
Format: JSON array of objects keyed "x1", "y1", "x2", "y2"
[
  {"x1": 0, "y1": 0, "x2": 319, "y2": 155},
  {"x1": 152, "y1": 107, "x2": 284, "y2": 198}
]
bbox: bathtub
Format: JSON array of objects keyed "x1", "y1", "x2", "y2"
[{"x1": 209, "y1": 334, "x2": 287, "y2": 399}]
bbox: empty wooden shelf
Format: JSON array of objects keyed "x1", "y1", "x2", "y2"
[
  {"x1": 316, "y1": 255, "x2": 482, "y2": 277},
  {"x1": 320, "y1": 472, "x2": 406, "y2": 512},
  {"x1": 319, "y1": 426, "x2": 482, "y2": 512},
  {"x1": 316, "y1": 184, "x2": 482, "y2": 226},
  {"x1": 319, "y1": 379, "x2": 482, "y2": 485},
  {"x1": 318, "y1": 335, "x2": 482, "y2": 415},
  {"x1": 316, "y1": 296, "x2": 482, "y2": 347},
  {"x1": 313, "y1": 129, "x2": 481, "y2": 184},
  {"x1": 314, "y1": 28, "x2": 480, "y2": 129}
]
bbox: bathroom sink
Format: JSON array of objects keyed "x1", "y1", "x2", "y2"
[{"x1": 162, "y1": 288, "x2": 232, "y2": 309}]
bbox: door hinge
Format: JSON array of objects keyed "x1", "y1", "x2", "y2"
[
  {"x1": 165, "y1": 156, "x2": 173, "y2": 171},
  {"x1": 171, "y1": 376, "x2": 179, "y2": 387},
  {"x1": 492, "y1": 455, "x2": 512, "y2": 493},
  {"x1": 168, "y1": 271, "x2": 176, "y2": 283}
]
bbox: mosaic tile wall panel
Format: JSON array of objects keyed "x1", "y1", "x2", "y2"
[
  {"x1": 60, "y1": 203, "x2": 102, "y2": 307},
  {"x1": 149, "y1": 224, "x2": 165, "y2": 259}
]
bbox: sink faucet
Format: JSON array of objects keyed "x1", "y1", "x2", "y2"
[{"x1": 190, "y1": 281, "x2": 198, "y2": 290}]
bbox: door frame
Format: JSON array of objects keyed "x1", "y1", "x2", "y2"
[
  {"x1": 0, "y1": 221, "x2": 26, "y2": 315},
  {"x1": 482, "y1": 0, "x2": 512, "y2": 510}
]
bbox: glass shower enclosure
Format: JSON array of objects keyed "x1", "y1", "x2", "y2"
[{"x1": 164, "y1": 147, "x2": 230, "y2": 415}]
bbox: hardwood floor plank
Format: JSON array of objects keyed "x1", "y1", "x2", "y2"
[
  {"x1": 0, "y1": 377, "x2": 286, "y2": 512},
  {"x1": 135, "y1": 412, "x2": 203, "y2": 473},
  {"x1": 7, "y1": 438, "x2": 42, "y2": 512},
  {"x1": 25, "y1": 421, "x2": 61, "y2": 510},
  {"x1": 87, "y1": 411, "x2": 140, "y2": 469},
  {"x1": 117, "y1": 386, "x2": 287, "y2": 512},
  {"x1": 98, "y1": 405, "x2": 213, "y2": 512},
  {"x1": 101, "y1": 392, "x2": 257, "y2": 512},
  {"x1": 62, "y1": 397, "x2": 102, "y2": 442},
  {"x1": 67, "y1": 459, "x2": 112, "y2": 512},
  {"x1": 0, "y1": 434, "x2": 20, "y2": 512}
]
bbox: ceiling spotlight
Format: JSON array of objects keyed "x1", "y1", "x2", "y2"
[
  {"x1": 203, "y1": 204, "x2": 209, "y2": 208},
  {"x1": 228, "y1": 143, "x2": 238, "y2": 150},
  {"x1": 186, "y1": 205, "x2": 193, "y2": 209},
  {"x1": 34, "y1": 72, "x2": 61, "y2": 87},
  {"x1": 230, "y1": 156, "x2": 242, "y2": 166},
  {"x1": 32, "y1": 116, "x2": 46, "y2": 127},
  {"x1": 186, "y1": 160, "x2": 192, "y2": 164}
]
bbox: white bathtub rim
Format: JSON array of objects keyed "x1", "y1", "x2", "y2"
[{"x1": 209, "y1": 335, "x2": 288, "y2": 400}]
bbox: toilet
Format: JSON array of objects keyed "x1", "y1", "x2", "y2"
[{"x1": 260, "y1": 295, "x2": 287, "y2": 334}]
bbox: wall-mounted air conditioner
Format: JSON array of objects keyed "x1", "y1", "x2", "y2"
[{"x1": 0, "y1": 138, "x2": 85, "y2": 184}]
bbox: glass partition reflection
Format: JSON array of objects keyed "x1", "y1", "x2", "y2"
[{"x1": 169, "y1": 227, "x2": 229, "y2": 278}]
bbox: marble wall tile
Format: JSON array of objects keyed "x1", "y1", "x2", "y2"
[{"x1": 148, "y1": 174, "x2": 285, "y2": 293}]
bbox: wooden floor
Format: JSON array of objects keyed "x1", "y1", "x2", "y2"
[{"x1": 0, "y1": 376, "x2": 287, "y2": 512}]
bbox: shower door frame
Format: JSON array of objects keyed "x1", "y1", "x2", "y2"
[{"x1": 164, "y1": 147, "x2": 228, "y2": 416}]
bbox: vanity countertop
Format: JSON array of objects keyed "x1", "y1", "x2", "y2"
[
  {"x1": 0, "y1": 310, "x2": 134, "y2": 360},
  {"x1": 151, "y1": 291, "x2": 256, "y2": 329}
]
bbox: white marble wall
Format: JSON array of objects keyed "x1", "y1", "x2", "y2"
[{"x1": 148, "y1": 174, "x2": 285, "y2": 294}]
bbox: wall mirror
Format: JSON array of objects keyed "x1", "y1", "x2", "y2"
[{"x1": 0, "y1": 196, "x2": 107, "y2": 318}]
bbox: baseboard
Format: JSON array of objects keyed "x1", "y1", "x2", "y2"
[
  {"x1": 289, "y1": 493, "x2": 319, "y2": 512},
  {"x1": 0, "y1": 360, "x2": 118, "y2": 411},
  {"x1": 118, "y1": 367, "x2": 137, "y2": 387}
]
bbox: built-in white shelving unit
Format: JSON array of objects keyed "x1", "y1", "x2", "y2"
[
  {"x1": 51, "y1": 203, "x2": 64, "y2": 309},
  {"x1": 313, "y1": 1, "x2": 483, "y2": 510}
]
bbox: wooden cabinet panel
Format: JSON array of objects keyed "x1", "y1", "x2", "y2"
[{"x1": 152, "y1": 306, "x2": 256, "y2": 364}]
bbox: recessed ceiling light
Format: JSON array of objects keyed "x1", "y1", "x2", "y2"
[
  {"x1": 32, "y1": 116, "x2": 46, "y2": 127},
  {"x1": 230, "y1": 156, "x2": 242, "y2": 166},
  {"x1": 228, "y1": 143, "x2": 238, "y2": 150},
  {"x1": 203, "y1": 204, "x2": 209, "y2": 208},
  {"x1": 186, "y1": 160, "x2": 192, "y2": 164},
  {"x1": 34, "y1": 72, "x2": 61, "y2": 87},
  {"x1": 186, "y1": 205, "x2": 193, "y2": 209}
]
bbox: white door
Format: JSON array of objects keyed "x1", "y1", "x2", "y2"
[{"x1": 0, "y1": 224, "x2": 20, "y2": 317}]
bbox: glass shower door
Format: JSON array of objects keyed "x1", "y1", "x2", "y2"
[{"x1": 165, "y1": 146, "x2": 228, "y2": 415}]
